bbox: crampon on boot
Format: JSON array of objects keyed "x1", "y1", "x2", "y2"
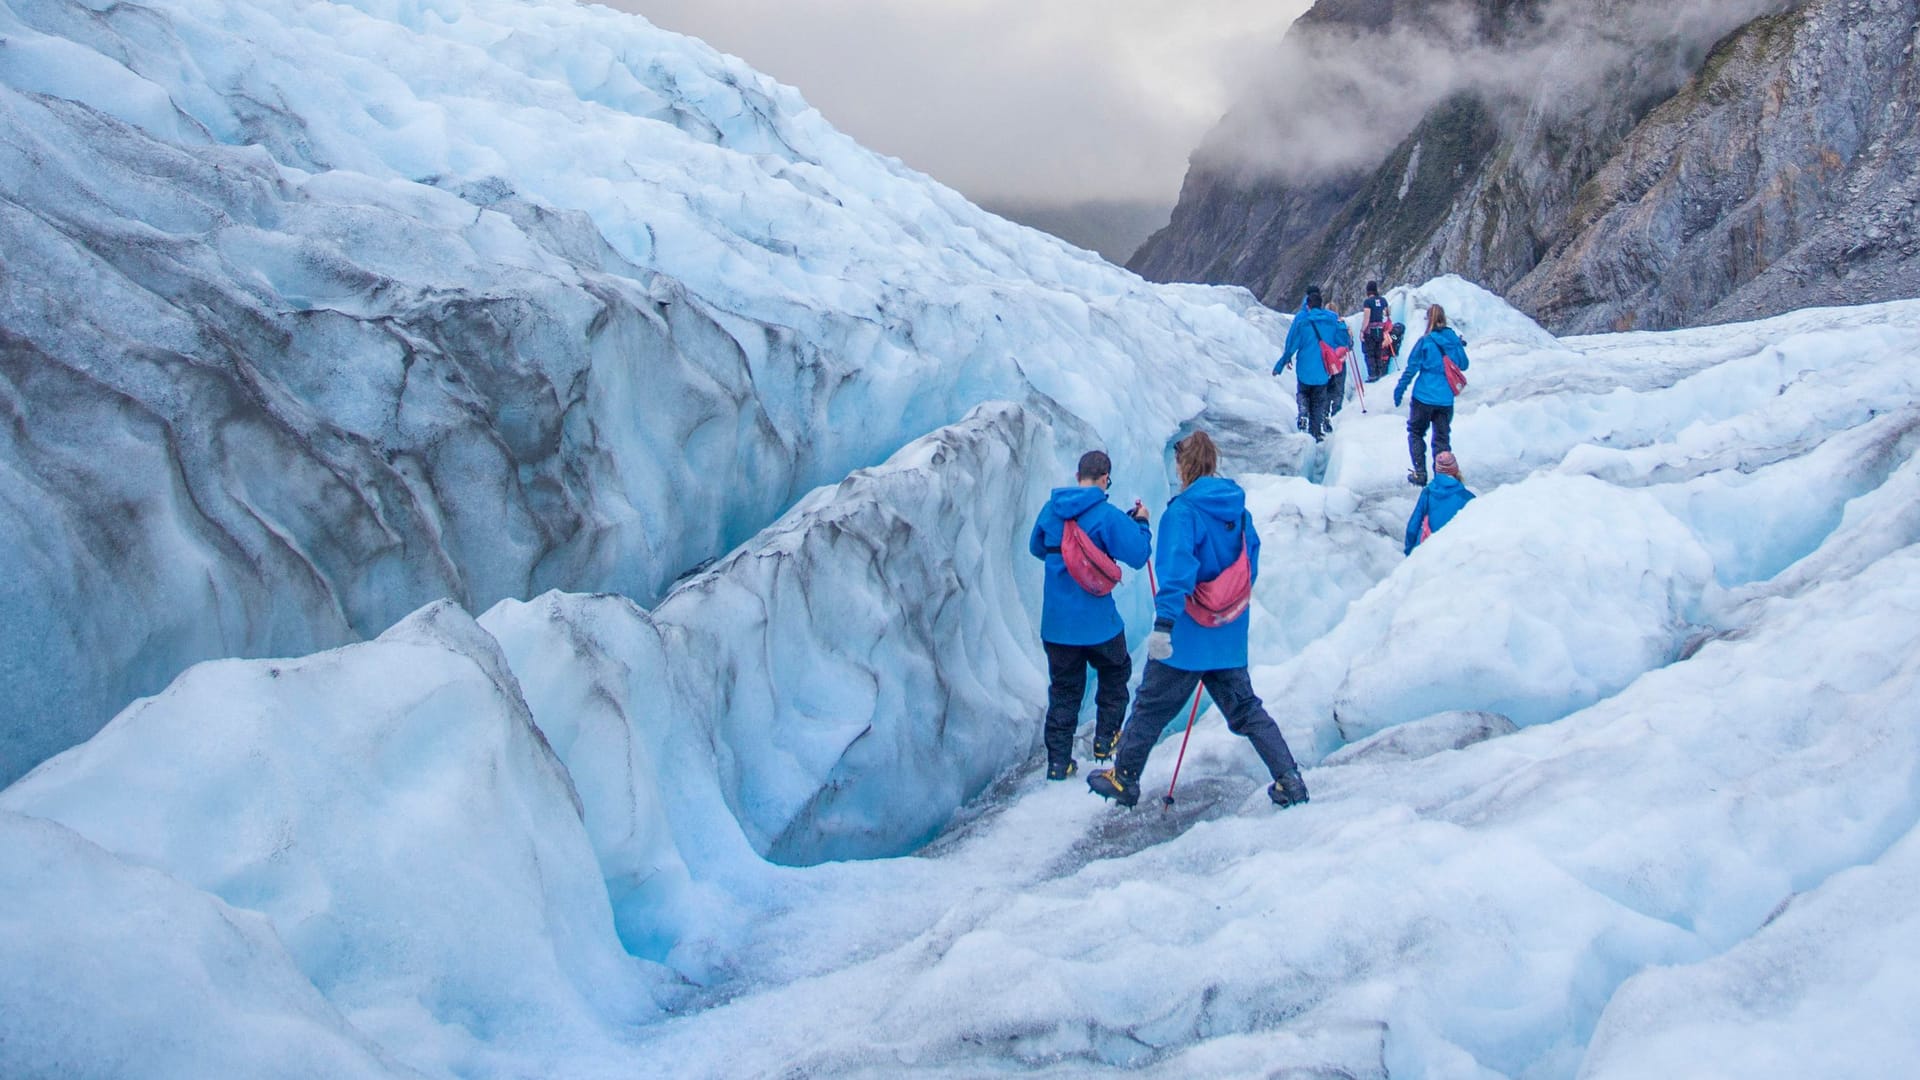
[
  {"x1": 1407, "y1": 468, "x2": 1429, "y2": 487},
  {"x1": 1047, "y1": 759, "x2": 1078, "y2": 782},
  {"x1": 1268, "y1": 771, "x2": 1310, "y2": 809},
  {"x1": 1092, "y1": 730, "x2": 1120, "y2": 761},
  {"x1": 1087, "y1": 768, "x2": 1139, "y2": 808}
]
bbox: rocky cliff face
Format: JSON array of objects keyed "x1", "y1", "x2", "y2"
[
  {"x1": 1513, "y1": 0, "x2": 1920, "y2": 333},
  {"x1": 1133, "y1": 0, "x2": 1917, "y2": 333}
]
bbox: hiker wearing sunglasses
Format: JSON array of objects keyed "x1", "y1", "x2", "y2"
[
  {"x1": 1087, "y1": 432, "x2": 1310, "y2": 810},
  {"x1": 1028, "y1": 450, "x2": 1153, "y2": 781}
]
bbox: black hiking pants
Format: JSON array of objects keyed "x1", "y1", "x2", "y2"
[
  {"x1": 1363, "y1": 326, "x2": 1388, "y2": 381},
  {"x1": 1408, "y1": 400, "x2": 1453, "y2": 475},
  {"x1": 1113, "y1": 661, "x2": 1301, "y2": 784},
  {"x1": 1299, "y1": 382, "x2": 1333, "y2": 440},
  {"x1": 1328, "y1": 368, "x2": 1346, "y2": 415},
  {"x1": 1043, "y1": 632, "x2": 1132, "y2": 769}
]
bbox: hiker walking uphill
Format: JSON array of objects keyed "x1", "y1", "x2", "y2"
[
  {"x1": 1405, "y1": 452, "x2": 1475, "y2": 554},
  {"x1": 1394, "y1": 304, "x2": 1471, "y2": 486},
  {"x1": 1361, "y1": 281, "x2": 1394, "y2": 382},
  {"x1": 1275, "y1": 286, "x2": 1353, "y2": 443},
  {"x1": 1087, "y1": 433, "x2": 1310, "y2": 810},
  {"x1": 1029, "y1": 451, "x2": 1152, "y2": 781}
]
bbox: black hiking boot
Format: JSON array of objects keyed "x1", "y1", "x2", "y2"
[
  {"x1": 1092, "y1": 730, "x2": 1120, "y2": 761},
  {"x1": 1407, "y1": 468, "x2": 1428, "y2": 487},
  {"x1": 1088, "y1": 768, "x2": 1139, "y2": 808},
  {"x1": 1047, "y1": 759, "x2": 1078, "y2": 782},
  {"x1": 1268, "y1": 770, "x2": 1310, "y2": 809}
]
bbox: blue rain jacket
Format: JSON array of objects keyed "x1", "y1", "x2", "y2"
[
  {"x1": 1152, "y1": 476, "x2": 1261, "y2": 672},
  {"x1": 1274, "y1": 305, "x2": 1355, "y2": 388},
  {"x1": 1404, "y1": 475, "x2": 1476, "y2": 554},
  {"x1": 1394, "y1": 327, "x2": 1471, "y2": 407},
  {"x1": 1029, "y1": 487, "x2": 1152, "y2": 646}
]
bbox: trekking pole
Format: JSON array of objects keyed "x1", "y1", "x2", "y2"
[
  {"x1": 1351, "y1": 356, "x2": 1368, "y2": 413},
  {"x1": 1162, "y1": 684, "x2": 1205, "y2": 809},
  {"x1": 1144, "y1": 559, "x2": 1207, "y2": 809}
]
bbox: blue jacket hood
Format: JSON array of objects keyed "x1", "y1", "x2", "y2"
[
  {"x1": 1048, "y1": 486, "x2": 1107, "y2": 520},
  {"x1": 1427, "y1": 475, "x2": 1467, "y2": 497},
  {"x1": 1295, "y1": 306, "x2": 1348, "y2": 335},
  {"x1": 1177, "y1": 476, "x2": 1246, "y2": 525},
  {"x1": 1428, "y1": 327, "x2": 1464, "y2": 351}
]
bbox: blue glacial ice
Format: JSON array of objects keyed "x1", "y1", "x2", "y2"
[{"x1": 3, "y1": 2, "x2": 1920, "y2": 1078}]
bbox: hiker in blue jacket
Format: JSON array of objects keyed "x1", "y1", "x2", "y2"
[
  {"x1": 1029, "y1": 450, "x2": 1152, "y2": 780},
  {"x1": 1087, "y1": 432, "x2": 1309, "y2": 810},
  {"x1": 1274, "y1": 285, "x2": 1353, "y2": 443},
  {"x1": 1394, "y1": 303, "x2": 1471, "y2": 486},
  {"x1": 1404, "y1": 452, "x2": 1475, "y2": 554}
]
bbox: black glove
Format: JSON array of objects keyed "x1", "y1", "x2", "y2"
[{"x1": 1127, "y1": 501, "x2": 1149, "y2": 525}]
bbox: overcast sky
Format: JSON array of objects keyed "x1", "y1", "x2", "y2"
[{"x1": 608, "y1": 1, "x2": 1311, "y2": 210}]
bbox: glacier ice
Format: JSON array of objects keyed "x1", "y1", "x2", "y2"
[
  {"x1": 1, "y1": 602, "x2": 666, "y2": 1078},
  {"x1": 0, "y1": 0, "x2": 1293, "y2": 782},
  {"x1": 10, "y1": 283, "x2": 1920, "y2": 1078},
  {"x1": 4, "y1": 0, "x2": 1920, "y2": 1076}
]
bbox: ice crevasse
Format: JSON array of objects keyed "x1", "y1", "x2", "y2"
[{"x1": 3, "y1": 1, "x2": 1920, "y2": 1078}]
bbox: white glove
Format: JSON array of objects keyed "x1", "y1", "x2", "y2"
[{"x1": 1146, "y1": 629, "x2": 1173, "y2": 661}]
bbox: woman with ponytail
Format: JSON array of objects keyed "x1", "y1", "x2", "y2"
[
  {"x1": 1393, "y1": 304, "x2": 1471, "y2": 486},
  {"x1": 1087, "y1": 432, "x2": 1310, "y2": 811}
]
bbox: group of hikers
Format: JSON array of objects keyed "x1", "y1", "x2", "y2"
[{"x1": 1029, "y1": 285, "x2": 1477, "y2": 808}]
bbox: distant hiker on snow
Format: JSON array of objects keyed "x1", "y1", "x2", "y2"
[
  {"x1": 1275, "y1": 285, "x2": 1354, "y2": 443},
  {"x1": 1087, "y1": 432, "x2": 1310, "y2": 810},
  {"x1": 1029, "y1": 450, "x2": 1152, "y2": 781},
  {"x1": 1405, "y1": 452, "x2": 1474, "y2": 554},
  {"x1": 1361, "y1": 281, "x2": 1394, "y2": 382},
  {"x1": 1394, "y1": 304, "x2": 1471, "y2": 486}
]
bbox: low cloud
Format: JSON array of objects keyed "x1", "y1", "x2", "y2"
[
  {"x1": 604, "y1": 0, "x2": 1312, "y2": 207},
  {"x1": 1203, "y1": 0, "x2": 1801, "y2": 184}
]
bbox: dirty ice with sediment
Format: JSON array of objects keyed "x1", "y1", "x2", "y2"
[{"x1": 1, "y1": 1, "x2": 1917, "y2": 1077}]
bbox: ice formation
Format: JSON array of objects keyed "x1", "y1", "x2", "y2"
[
  {"x1": 0, "y1": 0, "x2": 1290, "y2": 782},
  {"x1": 3, "y1": 2, "x2": 1919, "y2": 1078}
]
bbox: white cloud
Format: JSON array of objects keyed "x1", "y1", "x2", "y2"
[{"x1": 602, "y1": 0, "x2": 1312, "y2": 206}]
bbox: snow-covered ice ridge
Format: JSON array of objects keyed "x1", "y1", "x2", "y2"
[
  {"x1": 11, "y1": 266, "x2": 1920, "y2": 1077},
  {"x1": 2, "y1": 1, "x2": 1919, "y2": 1077},
  {"x1": 0, "y1": 0, "x2": 1291, "y2": 783}
]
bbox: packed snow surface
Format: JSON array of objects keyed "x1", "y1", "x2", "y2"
[{"x1": 3, "y1": 1, "x2": 1920, "y2": 1077}]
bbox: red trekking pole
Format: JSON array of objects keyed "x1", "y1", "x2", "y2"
[{"x1": 1144, "y1": 558, "x2": 1206, "y2": 810}]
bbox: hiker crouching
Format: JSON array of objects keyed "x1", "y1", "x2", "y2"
[
  {"x1": 1088, "y1": 432, "x2": 1309, "y2": 810},
  {"x1": 1029, "y1": 450, "x2": 1152, "y2": 781}
]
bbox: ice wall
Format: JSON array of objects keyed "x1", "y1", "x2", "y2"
[{"x1": 0, "y1": 0, "x2": 1292, "y2": 782}]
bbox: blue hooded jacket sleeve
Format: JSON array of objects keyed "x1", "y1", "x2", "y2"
[
  {"x1": 1275, "y1": 313, "x2": 1308, "y2": 375},
  {"x1": 1404, "y1": 488, "x2": 1432, "y2": 555},
  {"x1": 1151, "y1": 502, "x2": 1199, "y2": 626},
  {"x1": 1393, "y1": 341, "x2": 1423, "y2": 403},
  {"x1": 1085, "y1": 503, "x2": 1151, "y2": 569}
]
